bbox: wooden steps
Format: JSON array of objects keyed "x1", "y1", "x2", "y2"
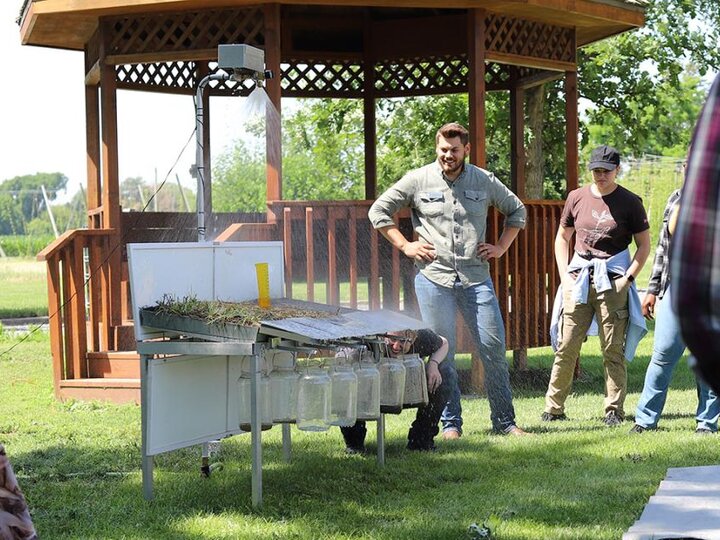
[
  {"x1": 87, "y1": 351, "x2": 140, "y2": 379},
  {"x1": 58, "y1": 377, "x2": 140, "y2": 404}
]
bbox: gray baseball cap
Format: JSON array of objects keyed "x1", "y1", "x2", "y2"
[{"x1": 588, "y1": 145, "x2": 621, "y2": 170}]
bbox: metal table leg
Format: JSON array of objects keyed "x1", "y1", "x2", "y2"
[
  {"x1": 250, "y1": 352, "x2": 263, "y2": 507},
  {"x1": 201, "y1": 443, "x2": 210, "y2": 477},
  {"x1": 140, "y1": 354, "x2": 154, "y2": 500},
  {"x1": 282, "y1": 424, "x2": 292, "y2": 462},
  {"x1": 376, "y1": 414, "x2": 385, "y2": 467}
]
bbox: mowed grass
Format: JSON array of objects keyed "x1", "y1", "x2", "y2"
[
  {"x1": 0, "y1": 257, "x2": 48, "y2": 318},
  {"x1": 2, "y1": 322, "x2": 718, "y2": 540}
]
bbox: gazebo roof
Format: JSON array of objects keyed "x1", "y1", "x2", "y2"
[{"x1": 18, "y1": 0, "x2": 645, "y2": 52}]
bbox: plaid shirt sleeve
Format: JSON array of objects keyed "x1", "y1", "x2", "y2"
[
  {"x1": 671, "y1": 73, "x2": 720, "y2": 388},
  {"x1": 647, "y1": 190, "x2": 680, "y2": 298}
]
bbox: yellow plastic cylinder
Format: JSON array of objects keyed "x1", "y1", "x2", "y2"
[{"x1": 255, "y1": 262, "x2": 271, "y2": 309}]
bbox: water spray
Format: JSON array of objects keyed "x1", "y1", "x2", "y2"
[{"x1": 194, "y1": 44, "x2": 274, "y2": 241}]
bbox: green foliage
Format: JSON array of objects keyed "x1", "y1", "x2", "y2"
[
  {"x1": 0, "y1": 193, "x2": 25, "y2": 234},
  {"x1": 213, "y1": 140, "x2": 267, "y2": 212},
  {"x1": 579, "y1": 0, "x2": 719, "y2": 155},
  {"x1": 0, "y1": 172, "x2": 68, "y2": 223},
  {"x1": 120, "y1": 176, "x2": 196, "y2": 212},
  {"x1": 0, "y1": 235, "x2": 54, "y2": 257}
]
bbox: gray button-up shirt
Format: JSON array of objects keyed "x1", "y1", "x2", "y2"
[{"x1": 368, "y1": 161, "x2": 526, "y2": 288}]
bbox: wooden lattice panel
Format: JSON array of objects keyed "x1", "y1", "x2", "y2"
[
  {"x1": 116, "y1": 61, "x2": 196, "y2": 91},
  {"x1": 116, "y1": 61, "x2": 261, "y2": 96},
  {"x1": 485, "y1": 62, "x2": 512, "y2": 88},
  {"x1": 282, "y1": 60, "x2": 364, "y2": 98},
  {"x1": 107, "y1": 8, "x2": 264, "y2": 57},
  {"x1": 374, "y1": 55, "x2": 468, "y2": 97},
  {"x1": 485, "y1": 14, "x2": 574, "y2": 63}
]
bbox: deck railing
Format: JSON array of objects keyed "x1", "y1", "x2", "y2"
[{"x1": 39, "y1": 201, "x2": 564, "y2": 399}]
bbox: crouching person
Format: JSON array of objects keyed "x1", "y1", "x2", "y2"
[{"x1": 341, "y1": 328, "x2": 452, "y2": 453}]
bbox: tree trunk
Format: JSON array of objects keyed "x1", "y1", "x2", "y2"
[{"x1": 525, "y1": 84, "x2": 545, "y2": 200}]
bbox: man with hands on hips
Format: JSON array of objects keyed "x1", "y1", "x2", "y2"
[{"x1": 368, "y1": 122, "x2": 528, "y2": 437}]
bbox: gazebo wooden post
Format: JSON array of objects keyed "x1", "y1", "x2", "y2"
[
  {"x1": 99, "y1": 22, "x2": 122, "y2": 350},
  {"x1": 509, "y1": 69, "x2": 528, "y2": 371},
  {"x1": 565, "y1": 69, "x2": 579, "y2": 194},
  {"x1": 467, "y1": 8, "x2": 487, "y2": 392},
  {"x1": 84, "y1": 43, "x2": 101, "y2": 229},
  {"x1": 363, "y1": 10, "x2": 377, "y2": 201},
  {"x1": 467, "y1": 8, "x2": 487, "y2": 169},
  {"x1": 264, "y1": 3, "x2": 282, "y2": 222}
]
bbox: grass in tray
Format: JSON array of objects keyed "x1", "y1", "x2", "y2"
[{"x1": 151, "y1": 295, "x2": 337, "y2": 327}]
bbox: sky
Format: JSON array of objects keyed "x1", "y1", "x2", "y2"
[{"x1": 0, "y1": 2, "x2": 263, "y2": 204}]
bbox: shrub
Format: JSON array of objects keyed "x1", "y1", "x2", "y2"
[{"x1": 0, "y1": 235, "x2": 55, "y2": 257}]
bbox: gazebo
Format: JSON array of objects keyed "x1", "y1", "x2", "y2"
[{"x1": 19, "y1": 0, "x2": 646, "y2": 403}]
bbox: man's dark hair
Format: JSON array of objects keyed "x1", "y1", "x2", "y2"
[{"x1": 436, "y1": 122, "x2": 470, "y2": 146}]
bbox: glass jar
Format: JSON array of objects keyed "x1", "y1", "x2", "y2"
[
  {"x1": 355, "y1": 361, "x2": 380, "y2": 420},
  {"x1": 401, "y1": 353, "x2": 429, "y2": 409},
  {"x1": 379, "y1": 356, "x2": 406, "y2": 414},
  {"x1": 269, "y1": 365, "x2": 300, "y2": 423},
  {"x1": 328, "y1": 363, "x2": 358, "y2": 427},
  {"x1": 237, "y1": 367, "x2": 273, "y2": 432},
  {"x1": 296, "y1": 367, "x2": 332, "y2": 432}
]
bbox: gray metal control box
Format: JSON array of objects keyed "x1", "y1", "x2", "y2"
[{"x1": 217, "y1": 44, "x2": 265, "y2": 74}]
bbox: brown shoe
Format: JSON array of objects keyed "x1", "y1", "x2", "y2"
[
  {"x1": 442, "y1": 429, "x2": 461, "y2": 440},
  {"x1": 506, "y1": 426, "x2": 532, "y2": 436}
]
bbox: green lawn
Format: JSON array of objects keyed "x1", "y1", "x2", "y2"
[
  {"x1": 2, "y1": 323, "x2": 717, "y2": 540},
  {"x1": 0, "y1": 257, "x2": 48, "y2": 318}
]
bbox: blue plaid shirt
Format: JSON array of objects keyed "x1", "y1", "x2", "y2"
[{"x1": 646, "y1": 189, "x2": 681, "y2": 299}]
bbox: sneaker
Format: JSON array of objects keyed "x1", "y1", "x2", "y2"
[
  {"x1": 603, "y1": 411, "x2": 623, "y2": 427},
  {"x1": 442, "y1": 429, "x2": 461, "y2": 440},
  {"x1": 541, "y1": 412, "x2": 567, "y2": 422},
  {"x1": 629, "y1": 424, "x2": 649, "y2": 434},
  {"x1": 695, "y1": 427, "x2": 715, "y2": 435},
  {"x1": 345, "y1": 446, "x2": 366, "y2": 455}
]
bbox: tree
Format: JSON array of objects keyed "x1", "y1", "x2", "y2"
[
  {"x1": 0, "y1": 172, "x2": 68, "y2": 223},
  {"x1": 578, "y1": 0, "x2": 720, "y2": 156},
  {"x1": 0, "y1": 193, "x2": 25, "y2": 235}
]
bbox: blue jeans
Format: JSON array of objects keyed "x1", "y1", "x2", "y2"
[
  {"x1": 414, "y1": 273, "x2": 516, "y2": 433},
  {"x1": 634, "y1": 286, "x2": 720, "y2": 431}
]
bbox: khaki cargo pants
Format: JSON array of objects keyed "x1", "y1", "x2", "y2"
[{"x1": 545, "y1": 279, "x2": 630, "y2": 417}]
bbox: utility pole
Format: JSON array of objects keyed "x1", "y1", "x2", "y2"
[
  {"x1": 176, "y1": 174, "x2": 191, "y2": 212},
  {"x1": 40, "y1": 184, "x2": 59, "y2": 238}
]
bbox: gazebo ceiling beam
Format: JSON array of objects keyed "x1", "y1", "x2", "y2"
[{"x1": 21, "y1": 1, "x2": 644, "y2": 52}]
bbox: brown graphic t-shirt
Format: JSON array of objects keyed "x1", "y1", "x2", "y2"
[{"x1": 561, "y1": 184, "x2": 649, "y2": 258}]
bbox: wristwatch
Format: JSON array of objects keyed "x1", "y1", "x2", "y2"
[{"x1": 625, "y1": 274, "x2": 635, "y2": 283}]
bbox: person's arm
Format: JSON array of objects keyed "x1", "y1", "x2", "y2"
[
  {"x1": 478, "y1": 172, "x2": 526, "y2": 260},
  {"x1": 425, "y1": 336, "x2": 448, "y2": 393},
  {"x1": 376, "y1": 225, "x2": 436, "y2": 263},
  {"x1": 616, "y1": 229, "x2": 651, "y2": 291},
  {"x1": 554, "y1": 224, "x2": 575, "y2": 287},
  {"x1": 477, "y1": 226, "x2": 521, "y2": 260}
]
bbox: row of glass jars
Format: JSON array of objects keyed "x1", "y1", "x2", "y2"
[{"x1": 237, "y1": 350, "x2": 429, "y2": 433}]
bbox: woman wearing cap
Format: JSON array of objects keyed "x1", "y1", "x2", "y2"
[{"x1": 543, "y1": 145, "x2": 651, "y2": 426}]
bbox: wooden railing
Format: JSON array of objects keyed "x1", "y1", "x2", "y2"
[
  {"x1": 39, "y1": 201, "x2": 564, "y2": 400},
  {"x1": 267, "y1": 200, "x2": 565, "y2": 351},
  {"x1": 37, "y1": 229, "x2": 117, "y2": 395}
]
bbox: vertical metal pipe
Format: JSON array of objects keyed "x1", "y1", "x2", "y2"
[
  {"x1": 376, "y1": 414, "x2": 385, "y2": 466},
  {"x1": 250, "y1": 351, "x2": 263, "y2": 507},
  {"x1": 195, "y1": 72, "x2": 229, "y2": 241},
  {"x1": 282, "y1": 423, "x2": 292, "y2": 462},
  {"x1": 140, "y1": 355, "x2": 154, "y2": 500}
]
